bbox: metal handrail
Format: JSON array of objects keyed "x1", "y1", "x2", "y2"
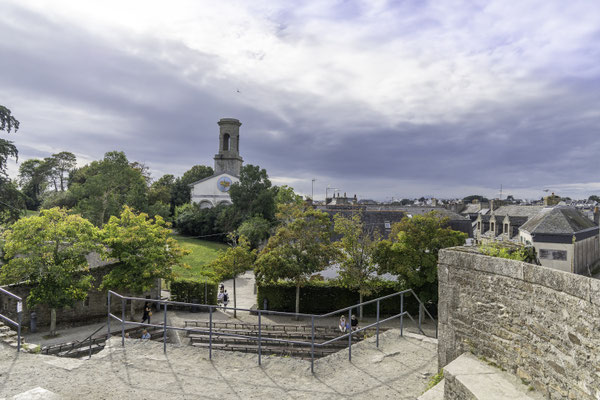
[
  {"x1": 0, "y1": 287, "x2": 22, "y2": 352},
  {"x1": 63, "y1": 323, "x2": 106, "y2": 358},
  {"x1": 107, "y1": 287, "x2": 437, "y2": 373}
]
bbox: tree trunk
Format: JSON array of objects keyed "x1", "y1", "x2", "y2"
[
  {"x1": 295, "y1": 283, "x2": 300, "y2": 321},
  {"x1": 359, "y1": 292, "x2": 363, "y2": 320},
  {"x1": 50, "y1": 308, "x2": 57, "y2": 336},
  {"x1": 233, "y1": 277, "x2": 237, "y2": 318}
]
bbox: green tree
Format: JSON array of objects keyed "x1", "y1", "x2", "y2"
[
  {"x1": 0, "y1": 179, "x2": 25, "y2": 225},
  {"x1": 100, "y1": 206, "x2": 189, "y2": 317},
  {"x1": 149, "y1": 174, "x2": 175, "y2": 206},
  {"x1": 333, "y1": 211, "x2": 379, "y2": 319},
  {"x1": 237, "y1": 216, "x2": 271, "y2": 249},
  {"x1": 373, "y1": 212, "x2": 466, "y2": 303},
  {"x1": 0, "y1": 106, "x2": 19, "y2": 134},
  {"x1": 70, "y1": 151, "x2": 148, "y2": 226},
  {"x1": 275, "y1": 185, "x2": 303, "y2": 206},
  {"x1": 229, "y1": 164, "x2": 276, "y2": 222},
  {"x1": 46, "y1": 151, "x2": 76, "y2": 192},
  {"x1": 209, "y1": 234, "x2": 256, "y2": 317},
  {"x1": 0, "y1": 105, "x2": 22, "y2": 224},
  {"x1": 255, "y1": 207, "x2": 337, "y2": 317},
  {"x1": 19, "y1": 158, "x2": 51, "y2": 209},
  {"x1": 0, "y1": 208, "x2": 101, "y2": 335}
]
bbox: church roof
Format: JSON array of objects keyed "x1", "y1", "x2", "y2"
[{"x1": 188, "y1": 172, "x2": 237, "y2": 187}]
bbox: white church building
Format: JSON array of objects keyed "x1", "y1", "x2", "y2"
[{"x1": 189, "y1": 118, "x2": 243, "y2": 209}]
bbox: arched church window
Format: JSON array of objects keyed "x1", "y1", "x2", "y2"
[{"x1": 223, "y1": 133, "x2": 230, "y2": 151}]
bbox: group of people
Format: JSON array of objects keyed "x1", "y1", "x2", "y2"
[
  {"x1": 217, "y1": 283, "x2": 229, "y2": 308},
  {"x1": 338, "y1": 314, "x2": 359, "y2": 333}
]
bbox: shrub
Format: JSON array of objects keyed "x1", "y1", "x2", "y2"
[
  {"x1": 479, "y1": 242, "x2": 538, "y2": 264},
  {"x1": 170, "y1": 278, "x2": 218, "y2": 305},
  {"x1": 256, "y1": 280, "x2": 426, "y2": 316}
]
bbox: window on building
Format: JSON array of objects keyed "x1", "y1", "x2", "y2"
[
  {"x1": 477, "y1": 222, "x2": 481, "y2": 230},
  {"x1": 223, "y1": 133, "x2": 230, "y2": 151},
  {"x1": 384, "y1": 221, "x2": 391, "y2": 229},
  {"x1": 491, "y1": 223, "x2": 495, "y2": 231},
  {"x1": 539, "y1": 249, "x2": 567, "y2": 261},
  {"x1": 504, "y1": 224, "x2": 508, "y2": 233}
]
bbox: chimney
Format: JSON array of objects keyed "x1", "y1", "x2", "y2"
[
  {"x1": 490, "y1": 200, "x2": 495, "y2": 211},
  {"x1": 594, "y1": 207, "x2": 599, "y2": 225}
]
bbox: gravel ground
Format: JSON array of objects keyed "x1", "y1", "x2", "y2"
[{"x1": 0, "y1": 329, "x2": 437, "y2": 400}]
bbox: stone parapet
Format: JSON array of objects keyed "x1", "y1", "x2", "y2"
[{"x1": 438, "y1": 246, "x2": 600, "y2": 400}]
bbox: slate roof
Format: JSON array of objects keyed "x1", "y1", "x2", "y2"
[
  {"x1": 461, "y1": 204, "x2": 481, "y2": 214},
  {"x1": 520, "y1": 206, "x2": 597, "y2": 235},
  {"x1": 492, "y1": 205, "x2": 544, "y2": 218}
]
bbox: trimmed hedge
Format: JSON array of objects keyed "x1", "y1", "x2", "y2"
[
  {"x1": 257, "y1": 280, "x2": 426, "y2": 317},
  {"x1": 170, "y1": 278, "x2": 218, "y2": 305}
]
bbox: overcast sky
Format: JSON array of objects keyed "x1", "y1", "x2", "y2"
[{"x1": 1, "y1": 1, "x2": 599, "y2": 200}]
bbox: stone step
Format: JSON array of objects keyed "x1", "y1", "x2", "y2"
[
  {"x1": 417, "y1": 379, "x2": 444, "y2": 400},
  {"x1": 444, "y1": 353, "x2": 543, "y2": 399}
]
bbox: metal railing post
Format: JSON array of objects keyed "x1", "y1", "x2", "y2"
[
  {"x1": 376, "y1": 300, "x2": 380, "y2": 348},
  {"x1": 348, "y1": 308, "x2": 352, "y2": 361},
  {"x1": 310, "y1": 316, "x2": 315, "y2": 373},
  {"x1": 418, "y1": 302, "x2": 423, "y2": 333},
  {"x1": 209, "y1": 306, "x2": 213, "y2": 360},
  {"x1": 17, "y1": 308, "x2": 21, "y2": 352},
  {"x1": 107, "y1": 292, "x2": 111, "y2": 341},
  {"x1": 163, "y1": 302, "x2": 168, "y2": 354},
  {"x1": 258, "y1": 311, "x2": 262, "y2": 366},
  {"x1": 121, "y1": 298, "x2": 125, "y2": 347},
  {"x1": 400, "y1": 292, "x2": 404, "y2": 337}
]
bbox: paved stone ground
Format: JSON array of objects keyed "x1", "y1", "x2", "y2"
[{"x1": 0, "y1": 329, "x2": 438, "y2": 400}]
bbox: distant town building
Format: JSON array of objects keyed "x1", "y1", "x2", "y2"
[
  {"x1": 319, "y1": 196, "x2": 472, "y2": 239},
  {"x1": 474, "y1": 203, "x2": 545, "y2": 244},
  {"x1": 519, "y1": 206, "x2": 600, "y2": 274},
  {"x1": 189, "y1": 118, "x2": 243, "y2": 209}
]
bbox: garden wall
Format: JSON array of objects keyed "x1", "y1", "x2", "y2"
[{"x1": 0, "y1": 254, "x2": 157, "y2": 330}]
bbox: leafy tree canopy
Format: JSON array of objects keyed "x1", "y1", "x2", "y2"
[
  {"x1": 333, "y1": 211, "x2": 379, "y2": 318},
  {"x1": 229, "y1": 164, "x2": 276, "y2": 222},
  {"x1": 100, "y1": 206, "x2": 189, "y2": 294},
  {"x1": 373, "y1": 212, "x2": 466, "y2": 303},
  {"x1": 0, "y1": 105, "x2": 22, "y2": 224},
  {"x1": 237, "y1": 215, "x2": 271, "y2": 249},
  {"x1": 69, "y1": 151, "x2": 148, "y2": 226},
  {"x1": 255, "y1": 207, "x2": 337, "y2": 315},
  {"x1": 0, "y1": 207, "x2": 101, "y2": 333}
]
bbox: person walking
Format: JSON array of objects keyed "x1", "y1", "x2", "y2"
[
  {"x1": 141, "y1": 302, "x2": 152, "y2": 324},
  {"x1": 223, "y1": 290, "x2": 229, "y2": 309}
]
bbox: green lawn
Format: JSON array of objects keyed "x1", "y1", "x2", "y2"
[{"x1": 171, "y1": 234, "x2": 227, "y2": 280}]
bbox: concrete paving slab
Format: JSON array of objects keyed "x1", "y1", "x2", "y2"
[{"x1": 12, "y1": 387, "x2": 60, "y2": 400}]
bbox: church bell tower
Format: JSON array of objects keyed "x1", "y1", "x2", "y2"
[{"x1": 214, "y1": 118, "x2": 243, "y2": 177}]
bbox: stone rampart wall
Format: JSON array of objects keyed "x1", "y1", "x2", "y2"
[{"x1": 438, "y1": 247, "x2": 600, "y2": 400}]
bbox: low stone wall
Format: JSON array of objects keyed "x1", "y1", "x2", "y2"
[
  {"x1": 438, "y1": 247, "x2": 600, "y2": 400},
  {"x1": 1, "y1": 257, "x2": 158, "y2": 330}
]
